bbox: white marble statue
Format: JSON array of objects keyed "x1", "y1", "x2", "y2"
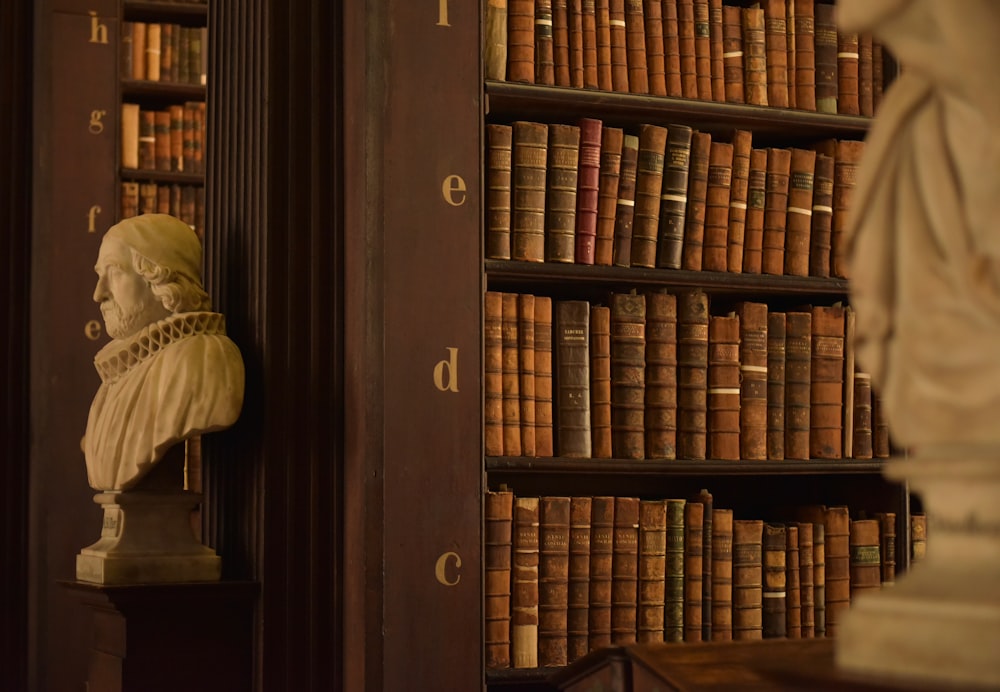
[{"x1": 85, "y1": 213, "x2": 245, "y2": 491}]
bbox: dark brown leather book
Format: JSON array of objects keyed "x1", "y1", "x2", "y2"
[
  {"x1": 588, "y1": 496, "x2": 616, "y2": 650},
  {"x1": 762, "y1": 523, "x2": 787, "y2": 639},
  {"x1": 721, "y1": 5, "x2": 744, "y2": 104},
  {"x1": 568, "y1": 0, "x2": 584, "y2": 88},
  {"x1": 644, "y1": 292, "x2": 678, "y2": 459},
  {"x1": 512, "y1": 496, "x2": 540, "y2": 668},
  {"x1": 762, "y1": 0, "x2": 789, "y2": 108},
  {"x1": 808, "y1": 152, "x2": 834, "y2": 277},
  {"x1": 875, "y1": 512, "x2": 896, "y2": 586},
  {"x1": 485, "y1": 0, "x2": 509, "y2": 80},
  {"x1": 712, "y1": 508, "x2": 734, "y2": 642},
  {"x1": 738, "y1": 302, "x2": 768, "y2": 460},
  {"x1": 693, "y1": 0, "x2": 712, "y2": 100},
  {"x1": 733, "y1": 519, "x2": 763, "y2": 641},
  {"x1": 742, "y1": 148, "x2": 767, "y2": 274},
  {"x1": 786, "y1": 524, "x2": 801, "y2": 638},
  {"x1": 798, "y1": 521, "x2": 815, "y2": 638},
  {"x1": 663, "y1": 0, "x2": 682, "y2": 96},
  {"x1": 139, "y1": 108, "x2": 157, "y2": 170},
  {"x1": 683, "y1": 500, "x2": 704, "y2": 642},
  {"x1": 784, "y1": 147, "x2": 816, "y2": 277},
  {"x1": 576, "y1": 118, "x2": 603, "y2": 264},
  {"x1": 623, "y1": 0, "x2": 649, "y2": 93},
  {"x1": 502, "y1": 293, "x2": 523, "y2": 457},
  {"x1": 785, "y1": 0, "x2": 796, "y2": 109},
  {"x1": 138, "y1": 183, "x2": 157, "y2": 215},
  {"x1": 784, "y1": 310, "x2": 811, "y2": 460},
  {"x1": 766, "y1": 311, "x2": 786, "y2": 460},
  {"x1": 546, "y1": 124, "x2": 582, "y2": 264},
  {"x1": 611, "y1": 496, "x2": 640, "y2": 644},
  {"x1": 582, "y1": 0, "x2": 599, "y2": 87},
  {"x1": 793, "y1": 0, "x2": 815, "y2": 111},
  {"x1": 911, "y1": 513, "x2": 927, "y2": 564},
  {"x1": 727, "y1": 129, "x2": 753, "y2": 273},
  {"x1": 709, "y1": 0, "x2": 724, "y2": 101},
  {"x1": 810, "y1": 304, "x2": 844, "y2": 459},
  {"x1": 121, "y1": 182, "x2": 140, "y2": 219},
  {"x1": 677, "y1": 0, "x2": 698, "y2": 98},
  {"x1": 696, "y1": 488, "x2": 714, "y2": 641},
  {"x1": 677, "y1": 291, "x2": 709, "y2": 460},
  {"x1": 557, "y1": 301, "x2": 592, "y2": 457},
  {"x1": 849, "y1": 518, "x2": 881, "y2": 598},
  {"x1": 536, "y1": 0, "x2": 557, "y2": 84},
  {"x1": 611, "y1": 293, "x2": 646, "y2": 459},
  {"x1": 681, "y1": 131, "x2": 712, "y2": 271},
  {"x1": 827, "y1": 139, "x2": 865, "y2": 279},
  {"x1": 487, "y1": 124, "x2": 513, "y2": 260},
  {"x1": 666, "y1": 498, "x2": 687, "y2": 642},
  {"x1": 858, "y1": 32, "x2": 873, "y2": 117},
  {"x1": 596, "y1": 126, "x2": 624, "y2": 266},
  {"x1": 590, "y1": 305, "x2": 613, "y2": 458},
  {"x1": 852, "y1": 371, "x2": 873, "y2": 459},
  {"x1": 643, "y1": 0, "x2": 667, "y2": 95},
  {"x1": 761, "y1": 147, "x2": 791, "y2": 276},
  {"x1": 612, "y1": 134, "x2": 640, "y2": 267},
  {"x1": 708, "y1": 314, "x2": 741, "y2": 461},
  {"x1": 742, "y1": 6, "x2": 768, "y2": 106},
  {"x1": 630, "y1": 124, "x2": 669, "y2": 268},
  {"x1": 813, "y1": 522, "x2": 826, "y2": 637},
  {"x1": 568, "y1": 496, "x2": 593, "y2": 661},
  {"x1": 656, "y1": 124, "x2": 694, "y2": 270},
  {"x1": 873, "y1": 391, "x2": 890, "y2": 458},
  {"x1": 824, "y1": 505, "x2": 850, "y2": 637},
  {"x1": 814, "y1": 2, "x2": 837, "y2": 113},
  {"x1": 872, "y1": 40, "x2": 884, "y2": 113},
  {"x1": 596, "y1": 0, "x2": 613, "y2": 90},
  {"x1": 486, "y1": 489, "x2": 515, "y2": 668},
  {"x1": 536, "y1": 297, "x2": 555, "y2": 456},
  {"x1": 121, "y1": 21, "x2": 136, "y2": 79},
  {"x1": 486, "y1": 292, "x2": 505, "y2": 456},
  {"x1": 169, "y1": 104, "x2": 184, "y2": 172},
  {"x1": 837, "y1": 30, "x2": 860, "y2": 116},
  {"x1": 609, "y1": 0, "x2": 630, "y2": 91},
  {"x1": 512, "y1": 121, "x2": 549, "y2": 263},
  {"x1": 519, "y1": 294, "x2": 538, "y2": 456},
  {"x1": 637, "y1": 499, "x2": 667, "y2": 643},
  {"x1": 701, "y1": 141, "x2": 734, "y2": 272},
  {"x1": 539, "y1": 496, "x2": 572, "y2": 666}
]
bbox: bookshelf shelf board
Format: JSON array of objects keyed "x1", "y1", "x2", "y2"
[
  {"x1": 485, "y1": 81, "x2": 872, "y2": 141},
  {"x1": 486, "y1": 456, "x2": 885, "y2": 476},
  {"x1": 120, "y1": 168, "x2": 204, "y2": 185},
  {"x1": 123, "y1": 1, "x2": 208, "y2": 22},
  {"x1": 487, "y1": 666, "x2": 562, "y2": 686},
  {"x1": 121, "y1": 80, "x2": 206, "y2": 101}
]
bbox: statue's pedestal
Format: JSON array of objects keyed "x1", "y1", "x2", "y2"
[{"x1": 837, "y1": 455, "x2": 1000, "y2": 688}]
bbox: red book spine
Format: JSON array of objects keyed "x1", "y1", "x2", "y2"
[
  {"x1": 575, "y1": 118, "x2": 603, "y2": 264},
  {"x1": 595, "y1": 127, "x2": 624, "y2": 266}
]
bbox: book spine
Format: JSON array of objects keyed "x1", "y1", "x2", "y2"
[
  {"x1": 545, "y1": 124, "x2": 581, "y2": 263},
  {"x1": 849, "y1": 518, "x2": 881, "y2": 596},
  {"x1": 146, "y1": 23, "x2": 162, "y2": 81},
  {"x1": 837, "y1": 30, "x2": 860, "y2": 116},
  {"x1": 485, "y1": 490, "x2": 515, "y2": 668},
  {"x1": 683, "y1": 500, "x2": 704, "y2": 642},
  {"x1": 910, "y1": 513, "x2": 927, "y2": 564},
  {"x1": 852, "y1": 371, "x2": 873, "y2": 459},
  {"x1": 814, "y1": 3, "x2": 837, "y2": 113},
  {"x1": 742, "y1": 6, "x2": 768, "y2": 106},
  {"x1": 637, "y1": 499, "x2": 667, "y2": 643},
  {"x1": 708, "y1": 314, "x2": 741, "y2": 460},
  {"x1": 762, "y1": 523, "x2": 787, "y2": 638},
  {"x1": 813, "y1": 523, "x2": 826, "y2": 637},
  {"x1": 485, "y1": 0, "x2": 509, "y2": 81},
  {"x1": 644, "y1": 292, "x2": 678, "y2": 459},
  {"x1": 696, "y1": 488, "x2": 714, "y2": 641},
  {"x1": 876, "y1": 512, "x2": 896, "y2": 586},
  {"x1": 535, "y1": 298, "x2": 555, "y2": 456},
  {"x1": 766, "y1": 311, "x2": 786, "y2": 460},
  {"x1": 485, "y1": 292, "x2": 505, "y2": 456},
  {"x1": 810, "y1": 304, "x2": 844, "y2": 459},
  {"x1": 872, "y1": 41, "x2": 884, "y2": 113},
  {"x1": 507, "y1": 0, "x2": 536, "y2": 84},
  {"x1": 763, "y1": 0, "x2": 788, "y2": 108},
  {"x1": 721, "y1": 5, "x2": 744, "y2": 104},
  {"x1": 536, "y1": 0, "x2": 557, "y2": 84},
  {"x1": 739, "y1": 302, "x2": 768, "y2": 460},
  {"x1": 798, "y1": 521, "x2": 815, "y2": 638},
  {"x1": 588, "y1": 496, "x2": 615, "y2": 650},
  {"x1": 512, "y1": 497, "x2": 540, "y2": 668},
  {"x1": 567, "y1": 496, "x2": 593, "y2": 661},
  {"x1": 742, "y1": 148, "x2": 767, "y2": 273},
  {"x1": 824, "y1": 505, "x2": 850, "y2": 637},
  {"x1": 656, "y1": 124, "x2": 693, "y2": 270},
  {"x1": 612, "y1": 134, "x2": 640, "y2": 267},
  {"x1": 596, "y1": 0, "x2": 613, "y2": 90},
  {"x1": 556, "y1": 0, "x2": 574, "y2": 87},
  {"x1": 665, "y1": 498, "x2": 687, "y2": 642},
  {"x1": 711, "y1": 508, "x2": 734, "y2": 641},
  {"x1": 677, "y1": 290, "x2": 709, "y2": 460},
  {"x1": 609, "y1": 0, "x2": 630, "y2": 91},
  {"x1": 643, "y1": 0, "x2": 666, "y2": 95},
  {"x1": 538, "y1": 496, "x2": 571, "y2": 666},
  {"x1": 680, "y1": 131, "x2": 712, "y2": 271},
  {"x1": 121, "y1": 182, "x2": 140, "y2": 219},
  {"x1": 784, "y1": 311, "x2": 811, "y2": 459},
  {"x1": 793, "y1": 0, "x2": 815, "y2": 111},
  {"x1": 677, "y1": 0, "x2": 698, "y2": 99},
  {"x1": 831, "y1": 139, "x2": 865, "y2": 278},
  {"x1": 624, "y1": 0, "x2": 649, "y2": 93},
  {"x1": 139, "y1": 109, "x2": 157, "y2": 170},
  {"x1": 708, "y1": 0, "x2": 724, "y2": 101},
  {"x1": 595, "y1": 127, "x2": 624, "y2": 266},
  {"x1": 662, "y1": 0, "x2": 682, "y2": 97},
  {"x1": 726, "y1": 129, "x2": 752, "y2": 272},
  {"x1": 611, "y1": 496, "x2": 640, "y2": 644},
  {"x1": 786, "y1": 524, "x2": 801, "y2": 638},
  {"x1": 582, "y1": 0, "x2": 599, "y2": 88},
  {"x1": 630, "y1": 124, "x2": 669, "y2": 268},
  {"x1": 858, "y1": 33, "x2": 872, "y2": 116},
  {"x1": 556, "y1": 301, "x2": 592, "y2": 457},
  {"x1": 761, "y1": 147, "x2": 791, "y2": 276},
  {"x1": 511, "y1": 121, "x2": 548, "y2": 262},
  {"x1": 784, "y1": 147, "x2": 816, "y2": 277},
  {"x1": 575, "y1": 118, "x2": 603, "y2": 264},
  {"x1": 169, "y1": 104, "x2": 184, "y2": 172},
  {"x1": 785, "y1": 0, "x2": 795, "y2": 109},
  {"x1": 693, "y1": 0, "x2": 712, "y2": 100},
  {"x1": 733, "y1": 519, "x2": 763, "y2": 640},
  {"x1": 590, "y1": 305, "x2": 613, "y2": 458},
  {"x1": 610, "y1": 293, "x2": 646, "y2": 459},
  {"x1": 502, "y1": 294, "x2": 523, "y2": 456},
  {"x1": 519, "y1": 294, "x2": 538, "y2": 456},
  {"x1": 873, "y1": 391, "x2": 890, "y2": 458},
  {"x1": 701, "y1": 141, "x2": 734, "y2": 272},
  {"x1": 809, "y1": 153, "x2": 834, "y2": 277},
  {"x1": 121, "y1": 103, "x2": 140, "y2": 170}
]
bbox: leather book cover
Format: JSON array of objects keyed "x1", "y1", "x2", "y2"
[
  {"x1": 655, "y1": 124, "x2": 694, "y2": 270},
  {"x1": 813, "y1": 521, "x2": 826, "y2": 637},
  {"x1": 612, "y1": 134, "x2": 639, "y2": 267},
  {"x1": 611, "y1": 293, "x2": 646, "y2": 459},
  {"x1": 785, "y1": 0, "x2": 796, "y2": 108},
  {"x1": 519, "y1": 294, "x2": 538, "y2": 456},
  {"x1": 761, "y1": 146, "x2": 791, "y2": 276},
  {"x1": 709, "y1": 0, "x2": 724, "y2": 101},
  {"x1": 875, "y1": 512, "x2": 896, "y2": 586},
  {"x1": 512, "y1": 496, "x2": 540, "y2": 668},
  {"x1": 762, "y1": 523, "x2": 787, "y2": 639},
  {"x1": 852, "y1": 371, "x2": 873, "y2": 459},
  {"x1": 681, "y1": 131, "x2": 712, "y2": 271},
  {"x1": 767, "y1": 311, "x2": 786, "y2": 460},
  {"x1": 582, "y1": 0, "x2": 599, "y2": 88},
  {"x1": 546, "y1": 123, "x2": 582, "y2": 264},
  {"x1": 831, "y1": 139, "x2": 865, "y2": 278},
  {"x1": 683, "y1": 500, "x2": 704, "y2": 642},
  {"x1": 693, "y1": 0, "x2": 712, "y2": 100},
  {"x1": 665, "y1": 498, "x2": 687, "y2": 642},
  {"x1": 663, "y1": 0, "x2": 682, "y2": 96},
  {"x1": 609, "y1": 0, "x2": 630, "y2": 91},
  {"x1": 485, "y1": 292, "x2": 505, "y2": 456},
  {"x1": 809, "y1": 304, "x2": 844, "y2": 459},
  {"x1": 536, "y1": 297, "x2": 555, "y2": 456},
  {"x1": 588, "y1": 496, "x2": 616, "y2": 650},
  {"x1": 643, "y1": 0, "x2": 667, "y2": 95},
  {"x1": 486, "y1": 489, "x2": 515, "y2": 668},
  {"x1": 837, "y1": 30, "x2": 860, "y2": 116},
  {"x1": 624, "y1": 0, "x2": 649, "y2": 93},
  {"x1": 644, "y1": 292, "x2": 678, "y2": 460},
  {"x1": 696, "y1": 488, "x2": 714, "y2": 641},
  {"x1": 793, "y1": 0, "x2": 816, "y2": 111},
  {"x1": 784, "y1": 147, "x2": 816, "y2": 277},
  {"x1": 556, "y1": 300, "x2": 593, "y2": 457},
  {"x1": 784, "y1": 310, "x2": 811, "y2": 460},
  {"x1": 637, "y1": 499, "x2": 667, "y2": 643},
  {"x1": 590, "y1": 305, "x2": 613, "y2": 458},
  {"x1": 911, "y1": 513, "x2": 927, "y2": 563},
  {"x1": 849, "y1": 518, "x2": 881, "y2": 596},
  {"x1": 873, "y1": 391, "x2": 890, "y2": 458},
  {"x1": 785, "y1": 524, "x2": 801, "y2": 638},
  {"x1": 630, "y1": 124, "x2": 669, "y2": 268},
  {"x1": 763, "y1": 0, "x2": 789, "y2": 108},
  {"x1": 742, "y1": 6, "x2": 768, "y2": 106},
  {"x1": 677, "y1": 0, "x2": 698, "y2": 98},
  {"x1": 742, "y1": 148, "x2": 767, "y2": 274},
  {"x1": 677, "y1": 290, "x2": 709, "y2": 460},
  {"x1": 121, "y1": 103, "x2": 140, "y2": 171},
  {"x1": 120, "y1": 182, "x2": 140, "y2": 219},
  {"x1": 733, "y1": 519, "x2": 764, "y2": 641},
  {"x1": 485, "y1": 0, "x2": 508, "y2": 81},
  {"x1": 708, "y1": 314, "x2": 741, "y2": 461},
  {"x1": 702, "y1": 141, "x2": 734, "y2": 272},
  {"x1": 721, "y1": 5, "x2": 744, "y2": 104},
  {"x1": 872, "y1": 40, "x2": 884, "y2": 113},
  {"x1": 797, "y1": 521, "x2": 815, "y2": 638},
  {"x1": 539, "y1": 496, "x2": 572, "y2": 666},
  {"x1": 739, "y1": 302, "x2": 768, "y2": 460},
  {"x1": 727, "y1": 129, "x2": 753, "y2": 272},
  {"x1": 131, "y1": 21, "x2": 148, "y2": 80},
  {"x1": 711, "y1": 508, "x2": 734, "y2": 641},
  {"x1": 138, "y1": 183, "x2": 157, "y2": 216},
  {"x1": 595, "y1": 126, "x2": 624, "y2": 266},
  {"x1": 139, "y1": 108, "x2": 157, "y2": 170},
  {"x1": 859, "y1": 32, "x2": 873, "y2": 116},
  {"x1": 596, "y1": 0, "x2": 613, "y2": 90},
  {"x1": 824, "y1": 505, "x2": 850, "y2": 637},
  {"x1": 146, "y1": 23, "x2": 162, "y2": 81},
  {"x1": 814, "y1": 2, "x2": 837, "y2": 113},
  {"x1": 576, "y1": 118, "x2": 603, "y2": 264},
  {"x1": 561, "y1": 0, "x2": 579, "y2": 87},
  {"x1": 502, "y1": 293, "x2": 523, "y2": 457},
  {"x1": 512, "y1": 121, "x2": 549, "y2": 263},
  {"x1": 568, "y1": 496, "x2": 593, "y2": 661},
  {"x1": 536, "y1": 0, "x2": 557, "y2": 85},
  {"x1": 611, "y1": 496, "x2": 640, "y2": 644},
  {"x1": 121, "y1": 21, "x2": 136, "y2": 79},
  {"x1": 808, "y1": 152, "x2": 834, "y2": 277},
  {"x1": 169, "y1": 105, "x2": 184, "y2": 172}
]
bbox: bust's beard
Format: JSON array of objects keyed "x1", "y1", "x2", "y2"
[{"x1": 101, "y1": 300, "x2": 151, "y2": 340}]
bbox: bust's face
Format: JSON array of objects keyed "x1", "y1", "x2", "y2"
[{"x1": 93, "y1": 236, "x2": 171, "y2": 339}]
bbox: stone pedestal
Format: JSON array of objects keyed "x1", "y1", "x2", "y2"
[{"x1": 837, "y1": 454, "x2": 1000, "y2": 688}]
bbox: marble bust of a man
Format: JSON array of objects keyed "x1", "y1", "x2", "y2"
[{"x1": 84, "y1": 213, "x2": 245, "y2": 491}]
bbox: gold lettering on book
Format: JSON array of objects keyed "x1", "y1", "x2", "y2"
[
  {"x1": 84, "y1": 320, "x2": 102, "y2": 340},
  {"x1": 435, "y1": 551, "x2": 461, "y2": 586},
  {"x1": 433, "y1": 347, "x2": 459, "y2": 392},
  {"x1": 441, "y1": 175, "x2": 467, "y2": 206},
  {"x1": 89, "y1": 110, "x2": 107, "y2": 135},
  {"x1": 88, "y1": 10, "x2": 109, "y2": 44},
  {"x1": 87, "y1": 205, "x2": 102, "y2": 232},
  {"x1": 436, "y1": 0, "x2": 450, "y2": 26}
]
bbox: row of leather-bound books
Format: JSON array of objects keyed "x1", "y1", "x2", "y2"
[
  {"x1": 120, "y1": 182, "x2": 205, "y2": 239},
  {"x1": 485, "y1": 489, "x2": 924, "y2": 669},
  {"x1": 485, "y1": 0, "x2": 888, "y2": 116},
  {"x1": 121, "y1": 21, "x2": 208, "y2": 86},
  {"x1": 485, "y1": 289, "x2": 890, "y2": 461},
  {"x1": 486, "y1": 119, "x2": 864, "y2": 279},
  {"x1": 121, "y1": 102, "x2": 206, "y2": 175}
]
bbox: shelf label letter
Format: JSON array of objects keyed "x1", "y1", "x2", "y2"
[
  {"x1": 84, "y1": 320, "x2": 102, "y2": 341},
  {"x1": 88, "y1": 11, "x2": 109, "y2": 45},
  {"x1": 434, "y1": 551, "x2": 461, "y2": 586},
  {"x1": 433, "y1": 347, "x2": 459, "y2": 393},
  {"x1": 87, "y1": 205, "x2": 102, "y2": 232},
  {"x1": 437, "y1": 0, "x2": 450, "y2": 26},
  {"x1": 89, "y1": 110, "x2": 106, "y2": 135},
  {"x1": 441, "y1": 175, "x2": 467, "y2": 207}
]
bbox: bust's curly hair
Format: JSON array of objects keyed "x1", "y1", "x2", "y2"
[{"x1": 130, "y1": 247, "x2": 212, "y2": 314}]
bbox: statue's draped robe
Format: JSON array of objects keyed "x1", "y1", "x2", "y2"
[{"x1": 85, "y1": 312, "x2": 245, "y2": 490}]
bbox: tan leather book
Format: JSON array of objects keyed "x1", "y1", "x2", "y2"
[
  {"x1": 645, "y1": 292, "x2": 678, "y2": 459},
  {"x1": 611, "y1": 496, "x2": 640, "y2": 644},
  {"x1": 546, "y1": 124, "x2": 582, "y2": 263},
  {"x1": 595, "y1": 126, "x2": 624, "y2": 266},
  {"x1": 536, "y1": 0, "x2": 557, "y2": 84},
  {"x1": 910, "y1": 513, "x2": 927, "y2": 564},
  {"x1": 556, "y1": 300, "x2": 592, "y2": 457},
  {"x1": 612, "y1": 134, "x2": 639, "y2": 267},
  {"x1": 643, "y1": 0, "x2": 667, "y2": 95},
  {"x1": 784, "y1": 310, "x2": 811, "y2": 460},
  {"x1": 702, "y1": 141, "x2": 734, "y2": 272},
  {"x1": 539, "y1": 496, "x2": 572, "y2": 666},
  {"x1": 766, "y1": 311, "x2": 786, "y2": 460},
  {"x1": 683, "y1": 500, "x2": 704, "y2": 642},
  {"x1": 809, "y1": 304, "x2": 844, "y2": 459},
  {"x1": 609, "y1": 0, "x2": 630, "y2": 91},
  {"x1": 121, "y1": 103, "x2": 140, "y2": 170},
  {"x1": 739, "y1": 302, "x2": 768, "y2": 460},
  {"x1": 596, "y1": 0, "x2": 613, "y2": 90},
  {"x1": 762, "y1": 523, "x2": 787, "y2": 638},
  {"x1": 852, "y1": 371, "x2": 873, "y2": 459},
  {"x1": 849, "y1": 518, "x2": 881, "y2": 597},
  {"x1": 146, "y1": 22, "x2": 162, "y2": 81},
  {"x1": 793, "y1": 0, "x2": 816, "y2": 111},
  {"x1": 808, "y1": 152, "x2": 834, "y2": 277},
  {"x1": 681, "y1": 131, "x2": 712, "y2": 271},
  {"x1": 785, "y1": 0, "x2": 795, "y2": 109},
  {"x1": 709, "y1": 0, "x2": 724, "y2": 101},
  {"x1": 666, "y1": 498, "x2": 688, "y2": 642},
  {"x1": 742, "y1": 148, "x2": 767, "y2": 273},
  {"x1": 814, "y1": 2, "x2": 837, "y2": 113},
  {"x1": 727, "y1": 129, "x2": 753, "y2": 272},
  {"x1": 733, "y1": 519, "x2": 764, "y2": 641},
  {"x1": 624, "y1": 0, "x2": 649, "y2": 93},
  {"x1": 590, "y1": 305, "x2": 613, "y2": 458},
  {"x1": 485, "y1": 489, "x2": 515, "y2": 668},
  {"x1": 512, "y1": 496, "x2": 540, "y2": 668},
  {"x1": 784, "y1": 147, "x2": 816, "y2": 277},
  {"x1": 663, "y1": 0, "x2": 682, "y2": 96},
  {"x1": 693, "y1": 0, "x2": 712, "y2": 99},
  {"x1": 518, "y1": 294, "x2": 537, "y2": 456},
  {"x1": 678, "y1": 291, "x2": 709, "y2": 460},
  {"x1": 762, "y1": 0, "x2": 788, "y2": 107},
  {"x1": 502, "y1": 293, "x2": 523, "y2": 456},
  {"x1": 484, "y1": 0, "x2": 508, "y2": 81},
  {"x1": 655, "y1": 124, "x2": 694, "y2": 270},
  {"x1": 798, "y1": 521, "x2": 815, "y2": 638},
  {"x1": 875, "y1": 512, "x2": 896, "y2": 586},
  {"x1": 742, "y1": 6, "x2": 768, "y2": 106},
  {"x1": 824, "y1": 505, "x2": 851, "y2": 637},
  {"x1": 511, "y1": 121, "x2": 549, "y2": 263},
  {"x1": 761, "y1": 147, "x2": 791, "y2": 276},
  {"x1": 535, "y1": 298, "x2": 555, "y2": 456},
  {"x1": 827, "y1": 139, "x2": 865, "y2": 279},
  {"x1": 721, "y1": 5, "x2": 744, "y2": 104},
  {"x1": 485, "y1": 292, "x2": 505, "y2": 456},
  {"x1": 873, "y1": 391, "x2": 890, "y2": 458},
  {"x1": 708, "y1": 314, "x2": 741, "y2": 460},
  {"x1": 611, "y1": 293, "x2": 646, "y2": 459},
  {"x1": 588, "y1": 496, "x2": 616, "y2": 650},
  {"x1": 630, "y1": 124, "x2": 669, "y2": 268},
  {"x1": 872, "y1": 40, "x2": 884, "y2": 113},
  {"x1": 786, "y1": 524, "x2": 801, "y2": 638},
  {"x1": 696, "y1": 489, "x2": 714, "y2": 641},
  {"x1": 837, "y1": 30, "x2": 860, "y2": 115},
  {"x1": 562, "y1": 0, "x2": 580, "y2": 87},
  {"x1": 129, "y1": 21, "x2": 146, "y2": 80},
  {"x1": 677, "y1": 0, "x2": 698, "y2": 98},
  {"x1": 637, "y1": 499, "x2": 667, "y2": 643},
  {"x1": 582, "y1": 0, "x2": 599, "y2": 88},
  {"x1": 712, "y1": 508, "x2": 734, "y2": 641},
  {"x1": 576, "y1": 118, "x2": 603, "y2": 264},
  {"x1": 568, "y1": 496, "x2": 593, "y2": 661}
]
